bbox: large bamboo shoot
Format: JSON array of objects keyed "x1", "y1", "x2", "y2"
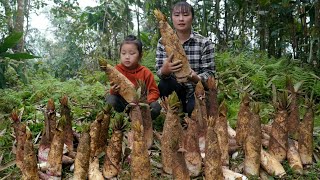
[
  {"x1": 222, "y1": 166, "x2": 248, "y2": 180},
  {"x1": 46, "y1": 117, "x2": 65, "y2": 177},
  {"x1": 102, "y1": 114, "x2": 125, "y2": 178},
  {"x1": 129, "y1": 103, "x2": 151, "y2": 180},
  {"x1": 11, "y1": 110, "x2": 26, "y2": 171},
  {"x1": 171, "y1": 141, "x2": 190, "y2": 180},
  {"x1": 160, "y1": 92, "x2": 184, "y2": 174},
  {"x1": 215, "y1": 101, "x2": 229, "y2": 167},
  {"x1": 298, "y1": 100, "x2": 315, "y2": 165},
  {"x1": 286, "y1": 77, "x2": 300, "y2": 139},
  {"x1": 99, "y1": 59, "x2": 136, "y2": 103},
  {"x1": 60, "y1": 96, "x2": 74, "y2": 153},
  {"x1": 38, "y1": 99, "x2": 56, "y2": 164},
  {"x1": 236, "y1": 93, "x2": 251, "y2": 146},
  {"x1": 260, "y1": 149, "x2": 286, "y2": 178},
  {"x1": 204, "y1": 116, "x2": 224, "y2": 180},
  {"x1": 96, "y1": 105, "x2": 111, "y2": 155},
  {"x1": 89, "y1": 113, "x2": 103, "y2": 159},
  {"x1": 194, "y1": 81, "x2": 208, "y2": 131},
  {"x1": 244, "y1": 103, "x2": 261, "y2": 176},
  {"x1": 268, "y1": 92, "x2": 289, "y2": 162},
  {"x1": 136, "y1": 80, "x2": 154, "y2": 149},
  {"x1": 154, "y1": 9, "x2": 192, "y2": 82},
  {"x1": 73, "y1": 127, "x2": 91, "y2": 180},
  {"x1": 287, "y1": 139, "x2": 303, "y2": 174},
  {"x1": 183, "y1": 116, "x2": 202, "y2": 177},
  {"x1": 22, "y1": 130, "x2": 39, "y2": 180},
  {"x1": 206, "y1": 77, "x2": 218, "y2": 118},
  {"x1": 88, "y1": 157, "x2": 104, "y2": 180}
]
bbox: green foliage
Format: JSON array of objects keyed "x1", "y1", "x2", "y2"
[
  {"x1": 0, "y1": 115, "x2": 20, "y2": 178},
  {"x1": 216, "y1": 51, "x2": 320, "y2": 132},
  {"x1": 0, "y1": 32, "x2": 40, "y2": 88},
  {"x1": 226, "y1": 100, "x2": 240, "y2": 128},
  {"x1": 142, "y1": 48, "x2": 156, "y2": 73},
  {"x1": 281, "y1": 160, "x2": 320, "y2": 179},
  {"x1": 0, "y1": 72, "x2": 106, "y2": 121},
  {"x1": 216, "y1": 52, "x2": 320, "y2": 103}
]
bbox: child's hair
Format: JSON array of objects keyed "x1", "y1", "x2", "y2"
[
  {"x1": 171, "y1": 1, "x2": 194, "y2": 18},
  {"x1": 120, "y1": 35, "x2": 143, "y2": 56}
]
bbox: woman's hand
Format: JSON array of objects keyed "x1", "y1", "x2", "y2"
[
  {"x1": 160, "y1": 54, "x2": 183, "y2": 76},
  {"x1": 187, "y1": 69, "x2": 201, "y2": 83},
  {"x1": 110, "y1": 81, "x2": 120, "y2": 94}
]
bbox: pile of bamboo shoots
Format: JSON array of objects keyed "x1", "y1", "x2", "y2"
[{"x1": 10, "y1": 80, "x2": 316, "y2": 179}]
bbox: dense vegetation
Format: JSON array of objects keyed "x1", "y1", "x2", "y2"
[{"x1": 1, "y1": 51, "x2": 320, "y2": 178}]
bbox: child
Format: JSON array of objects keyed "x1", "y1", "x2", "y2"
[{"x1": 106, "y1": 35, "x2": 161, "y2": 120}]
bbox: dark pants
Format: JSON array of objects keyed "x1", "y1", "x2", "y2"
[
  {"x1": 105, "y1": 94, "x2": 161, "y2": 120},
  {"x1": 158, "y1": 77, "x2": 195, "y2": 116}
]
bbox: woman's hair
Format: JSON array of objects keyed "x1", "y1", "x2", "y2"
[
  {"x1": 120, "y1": 35, "x2": 143, "y2": 56},
  {"x1": 171, "y1": 1, "x2": 194, "y2": 18}
]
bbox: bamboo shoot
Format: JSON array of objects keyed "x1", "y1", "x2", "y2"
[{"x1": 153, "y1": 9, "x2": 192, "y2": 82}]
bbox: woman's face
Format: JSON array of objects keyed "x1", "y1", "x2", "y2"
[
  {"x1": 120, "y1": 43, "x2": 140, "y2": 70},
  {"x1": 171, "y1": 7, "x2": 193, "y2": 33}
]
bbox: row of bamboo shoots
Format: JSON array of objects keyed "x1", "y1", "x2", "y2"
[
  {"x1": 229, "y1": 77, "x2": 315, "y2": 178},
  {"x1": 11, "y1": 77, "x2": 316, "y2": 179}
]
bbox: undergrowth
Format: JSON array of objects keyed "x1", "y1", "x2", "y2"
[{"x1": 0, "y1": 51, "x2": 319, "y2": 179}]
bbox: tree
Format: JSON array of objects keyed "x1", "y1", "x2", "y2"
[{"x1": 0, "y1": 32, "x2": 39, "y2": 88}]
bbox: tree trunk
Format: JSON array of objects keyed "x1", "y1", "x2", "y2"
[
  {"x1": 223, "y1": 0, "x2": 228, "y2": 51},
  {"x1": 291, "y1": 23, "x2": 298, "y2": 59},
  {"x1": 258, "y1": 10, "x2": 267, "y2": 52},
  {"x1": 14, "y1": 0, "x2": 25, "y2": 52},
  {"x1": 268, "y1": 26, "x2": 276, "y2": 58},
  {"x1": 239, "y1": 2, "x2": 247, "y2": 50},
  {"x1": 113, "y1": 33, "x2": 118, "y2": 60},
  {"x1": 125, "y1": 1, "x2": 129, "y2": 36},
  {"x1": 2, "y1": 0, "x2": 14, "y2": 32},
  {"x1": 215, "y1": 0, "x2": 221, "y2": 50},
  {"x1": 201, "y1": 0, "x2": 208, "y2": 37},
  {"x1": 299, "y1": 4, "x2": 309, "y2": 62},
  {"x1": 276, "y1": 30, "x2": 283, "y2": 58},
  {"x1": 312, "y1": 0, "x2": 320, "y2": 68},
  {"x1": 136, "y1": 0, "x2": 140, "y2": 39}
]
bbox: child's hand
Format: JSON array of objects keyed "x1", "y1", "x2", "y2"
[{"x1": 110, "y1": 81, "x2": 120, "y2": 94}]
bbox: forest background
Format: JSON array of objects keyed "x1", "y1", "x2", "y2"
[{"x1": 0, "y1": 0, "x2": 320, "y2": 178}]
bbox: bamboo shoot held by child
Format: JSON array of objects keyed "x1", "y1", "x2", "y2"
[{"x1": 103, "y1": 35, "x2": 161, "y2": 120}]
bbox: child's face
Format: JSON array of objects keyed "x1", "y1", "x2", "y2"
[{"x1": 120, "y1": 43, "x2": 141, "y2": 69}]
